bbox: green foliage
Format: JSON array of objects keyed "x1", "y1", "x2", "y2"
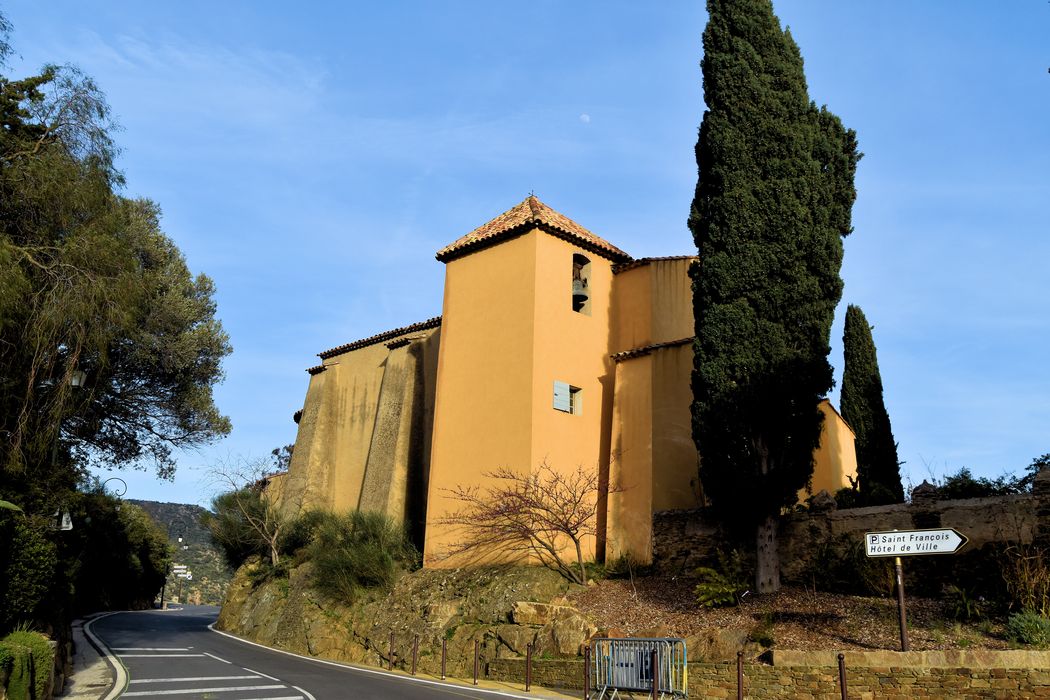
[
  {"x1": 840, "y1": 305, "x2": 903, "y2": 504},
  {"x1": 71, "y1": 499, "x2": 169, "y2": 613},
  {"x1": 1006, "y1": 611, "x2": 1050, "y2": 648},
  {"x1": 694, "y1": 550, "x2": 750, "y2": 607},
  {"x1": 937, "y1": 467, "x2": 1029, "y2": 500},
  {"x1": 832, "y1": 476, "x2": 861, "y2": 509},
  {"x1": 943, "y1": 584, "x2": 985, "y2": 622},
  {"x1": 0, "y1": 10, "x2": 227, "y2": 635},
  {"x1": 0, "y1": 17, "x2": 230, "y2": 516},
  {"x1": 279, "y1": 508, "x2": 330, "y2": 560},
  {"x1": 132, "y1": 499, "x2": 232, "y2": 606},
  {"x1": 306, "y1": 510, "x2": 419, "y2": 603},
  {"x1": 688, "y1": 0, "x2": 861, "y2": 593},
  {"x1": 0, "y1": 518, "x2": 57, "y2": 630},
  {"x1": 1, "y1": 630, "x2": 54, "y2": 700},
  {"x1": 205, "y1": 487, "x2": 275, "y2": 569},
  {"x1": 800, "y1": 534, "x2": 894, "y2": 596}
]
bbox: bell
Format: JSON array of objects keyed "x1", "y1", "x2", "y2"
[{"x1": 572, "y1": 278, "x2": 590, "y2": 305}]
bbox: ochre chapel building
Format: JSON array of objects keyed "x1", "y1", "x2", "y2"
[{"x1": 271, "y1": 196, "x2": 858, "y2": 566}]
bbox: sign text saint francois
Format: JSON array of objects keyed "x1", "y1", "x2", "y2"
[{"x1": 865, "y1": 528, "x2": 968, "y2": 558}]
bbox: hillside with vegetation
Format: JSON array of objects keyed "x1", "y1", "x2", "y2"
[{"x1": 131, "y1": 500, "x2": 233, "y2": 606}]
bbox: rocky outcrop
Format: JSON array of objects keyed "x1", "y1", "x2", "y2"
[{"x1": 216, "y1": 561, "x2": 600, "y2": 677}]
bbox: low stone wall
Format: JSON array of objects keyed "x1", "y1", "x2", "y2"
[
  {"x1": 487, "y1": 652, "x2": 1050, "y2": 698},
  {"x1": 653, "y1": 476, "x2": 1047, "y2": 581},
  {"x1": 690, "y1": 654, "x2": 1050, "y2": 700},
  {"x1": 486, "y1": 658, "x2": 583, "y2": 691}
]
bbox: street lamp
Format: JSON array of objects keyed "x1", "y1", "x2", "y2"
[
  {"x1": 100, "y1": 477, "x2": 127, "y2": 512},
  {"x1": 70, "y1": 370, "x2": 87, "y2": 388}
]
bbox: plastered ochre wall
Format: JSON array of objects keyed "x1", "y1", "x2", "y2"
[
  {"x1": 801, "y1": 401, "x2": 859, "y2": 501},
  {"x1": 423, "y1": 231, "x2": 540, "y2": 565},
  {"x1": 278, "y1": 325, "x2": 439, "y2": 534},
  {"x1": 607, "y1": 259, "x2": 705, "y2": 562},
  {"x1": 425, "y1": 229, "x2": 618, "y2": 566}
]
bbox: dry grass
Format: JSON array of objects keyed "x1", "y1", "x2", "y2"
[{"x1": 568, "y1": 577, "x2": 1011, "y2": 652}]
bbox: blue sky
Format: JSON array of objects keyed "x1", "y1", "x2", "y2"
[{"x1": 4, "y1": 2, "x2": 1047, "y2": 507}]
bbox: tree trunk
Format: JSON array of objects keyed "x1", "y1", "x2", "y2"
[
  {"x1": 755, "y1": 514, "x2": 780, "y2": 594},
  {"x1": 574, "y1": 538, "x2": 587, "y2": 586}
]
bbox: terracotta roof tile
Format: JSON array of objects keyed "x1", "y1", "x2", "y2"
[
  {"x1": 317, "y1": 316, "x2": 442, "y2": 360},
  {"x1": 611, "y1": 336, "x2": 694, "y2": 363},
  {"x1": 436, "y1": 195, "x2": 631, "y2": 263}
]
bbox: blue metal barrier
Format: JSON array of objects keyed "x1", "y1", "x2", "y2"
[{"x1": 592, "y1": 637, "x2": 687, "y2": 698}]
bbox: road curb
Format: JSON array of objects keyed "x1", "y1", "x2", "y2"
[
  {"x1": 208, "y1": 623, "x2": 577, "y2": 700},
  {"x1": 80, "y1": 613, "x2": 128, "y2": 700}
]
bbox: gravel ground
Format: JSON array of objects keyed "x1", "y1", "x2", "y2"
[{"x1": 568, "y1": 577, "x2": 1012, "y2": 652}]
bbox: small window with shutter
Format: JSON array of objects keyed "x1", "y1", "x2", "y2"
[{"x1": 553, "y1": 381, "x2": 581, "y2": 415}]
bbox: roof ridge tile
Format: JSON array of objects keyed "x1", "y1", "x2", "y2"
[{"x1": 435, "y1": 195, "x2": 631, "y2": 263}]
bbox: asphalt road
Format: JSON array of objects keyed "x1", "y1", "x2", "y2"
[{"x1": 88, "y1": 606, "x2": 567, "y2": 700}]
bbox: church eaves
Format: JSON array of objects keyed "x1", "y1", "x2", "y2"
[
  {"x1": 317, "y1": 316, "x2": 442, "y2": 360},
  {"x1": 435, "y1": 195, "x2": 632, "y2": 264}
]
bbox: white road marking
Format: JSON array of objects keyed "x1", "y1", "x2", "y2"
[
  {"x1": 122, "y1": 684, "x2": 286, "y2": 696},
  {"x1": 242, "y1": 666, "x2": 280, "y2": 681},
  {"x1": 117, "y1": 654, "x2": 205, "y2": 658},
  {"x1": 129, "y1": 675, "x2": 261, "y2": 684},
  {"x1": 242, "y1": 697, "x2": 304, "y2": 700},
  {"x1": 208, "y1": 623, "x2": 555, "y2": 700},
  {"x1": 202, "y1": 651, "x2": 232, "y2": 663},
  {"x1": 111, "y1": 648, "x2": 189, "y2": 651}
]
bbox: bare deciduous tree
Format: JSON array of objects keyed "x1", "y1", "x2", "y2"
[
  {"x1": 438, "y1": 462, "x2": 621, "y2": 585},
  {"x1": 205, "y1": 456, "x2": 305, "y2": 569}
]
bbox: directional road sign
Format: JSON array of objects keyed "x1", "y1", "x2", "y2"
[{"x1": 865, "y1": 528, "x2": 968, "y2": 558}]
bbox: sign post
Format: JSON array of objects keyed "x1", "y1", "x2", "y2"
[{"x1": 865, "y1": 528, "x2": 969, "y2": 651}]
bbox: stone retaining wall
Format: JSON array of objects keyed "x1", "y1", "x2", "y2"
[
  {"x1": 486, "y1": 658, "x2": 583, "y2": 691},
  {"x1": 653, "y1": 471, "x2": 1050, "y2": 581},
  {"x1": 689, "y1": 660, "x2": 1050, "y2": 700},
  {"x1": 486, "y1": 652, "x2": 1050, "y2": 698}
]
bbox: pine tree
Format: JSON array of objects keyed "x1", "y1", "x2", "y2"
[
  {"x1": 689, "y1": 0, "x2": 860, "y2": 593},
  {"x1": 840, "y1": 305, "x2": 903, "y2": 504}
]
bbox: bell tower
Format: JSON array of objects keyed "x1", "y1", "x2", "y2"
[{"x1": 423, "y1": 195, "x2": 631, "y2": 566}]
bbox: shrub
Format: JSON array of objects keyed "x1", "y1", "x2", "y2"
[
  {"x1": 278, "y1": 508, "x2": 329, "y2": 560},
  {"x1": 0, "y1": 520, "x2": 58, "y2": 630},
  {"x1": 205, "y1": 488, "x2": 274, "y2": 568},
  {"x1": 1006, "y1": 611, "x2": 1050, "y2": 648},
  {"x1": 307, "y1": 510, "x2": 418, "y2": 602},
  {"x1": 800, "y1": 534, "x2": 894, "y2": 596},
  {"x1": 1000, "y1": 543, "x2": 1050, "y2": 617},
  {"x1": 943, "y1": 584, "x2": 984, "y2": 622},
  {"x1": 694, "y1": 550, "x2": 750, "y2": 608},
  {"x1": 1, "y1": 630, "x2": 54, "y2": 700},
  {"x1": 938, "y1": 467, "x2": 1027, "y2": 500}
]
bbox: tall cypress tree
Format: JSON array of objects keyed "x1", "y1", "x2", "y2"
[
  {"x1": 840, "y1": 304, "x2": 903, "y2": 504},
  {"x1": 689, "y1": 0, "x2": 860, "y2": 593}
]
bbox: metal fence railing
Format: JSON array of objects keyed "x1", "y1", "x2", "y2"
[{"x1": 592, "y1": 637, "x2": 687, "y2": 698}]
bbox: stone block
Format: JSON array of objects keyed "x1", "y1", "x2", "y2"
[{"x1": 511, "y1": 601, "x2": 556, "y2": 625}]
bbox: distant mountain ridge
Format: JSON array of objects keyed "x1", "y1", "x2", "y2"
[{"x1": 130, "y1": 499, "x2": 233, "y2": 606}]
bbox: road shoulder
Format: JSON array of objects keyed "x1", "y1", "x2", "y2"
[{"x1": 58, "y1": 614, "x2": 123, "y2": 700}]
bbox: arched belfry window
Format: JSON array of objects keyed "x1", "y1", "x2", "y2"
[{"x1": 572, "y1": 254, "x2": 591, "y2": 315}]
